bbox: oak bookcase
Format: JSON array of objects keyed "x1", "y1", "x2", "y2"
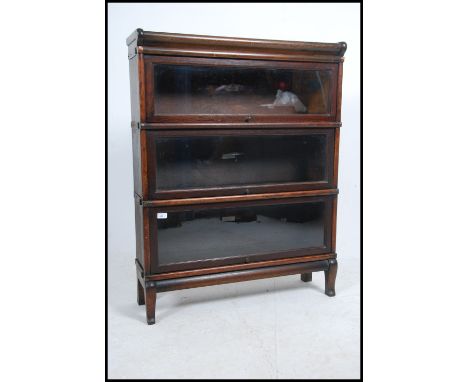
[{"x1": 127, "y1": 29, "x2": 346, "y2": 324}]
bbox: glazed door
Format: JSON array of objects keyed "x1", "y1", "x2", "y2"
[
  {"x1": 144, "y1": 56, "x2": 338, "y2": 123},
  {"x1": 146, "y1": 129, "x2": 335, "y2": 199},
  {"x1": 149, "y1": 196, "x2": 334, "y2": 273}
]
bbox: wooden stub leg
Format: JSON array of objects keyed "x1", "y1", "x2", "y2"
[
  {"x1": 300, "y1": 272, "x2": 312, "y2": 282},
  {"x1": 324, "y1": 259, "x2": 338, "y2": 297},
  {"x1": 145, "y1": 287, "x2": 157, "y2": 325},
  {"x1": 137, "y1": 278, "x2": 145, "y2": 306}
]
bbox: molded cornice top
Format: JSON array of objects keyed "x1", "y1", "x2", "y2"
[{"x1": 126, "y1": 29, "x2": 347, "y2": 58}]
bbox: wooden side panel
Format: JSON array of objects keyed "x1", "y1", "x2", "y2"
[
  {"x1": 332, "y1": 61, "x2": 343, "y2": 253},
  {"x1": 133, "y1": 196, "x2": 144, "y2": 268},
  {"x1": 131, "y1": 125, "x2": 142, "y2": 197},
  {"x1": 129, "y1": 53, "x2": 143, "y2": 196},
  {"x1": 140, "y1": 129, "x2": 148, "y2": 199},
  {"x1": 128, "y1": 54, "x2": 141, "y2": 123},
  {"x1": 336, "y1": 62, "x2": 344, "y2": 122},
  {"x1": 142, "y1": 206, "x2": 151, "y2": 274},
  {"x1": 333, "y1": 128, "x2": 340, "y2": 188},
  {"x1": 138, "y1": 51, "x2": 147, "y2": 122},
  {"x1": 331, "y1": 196, "x2": 338, "y2": 253}
]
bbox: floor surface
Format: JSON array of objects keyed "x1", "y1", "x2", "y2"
[{"x1": 108, "y1": 251, "x2": 360, "y2": 379}]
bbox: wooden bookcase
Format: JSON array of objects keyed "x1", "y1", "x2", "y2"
[{"x1": 126, "y1": 29, "x2": 346, "y2": 324}]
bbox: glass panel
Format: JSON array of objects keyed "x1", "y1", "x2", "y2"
[
  {"x1": 155, "y1": 134, "x2": 328, "y2": 191},
  {"x1": 157, "y1": 201, "x2": 326, "y2": 265},
  {"x1": 154, "y1": 64, "x2": 331, "y2": 115}
]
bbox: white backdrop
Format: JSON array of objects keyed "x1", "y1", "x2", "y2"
[{"x1": 107, "y1": 3, "x2": 360, "y2": 379}]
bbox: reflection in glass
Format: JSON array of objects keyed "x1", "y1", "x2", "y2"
[
  {"x1": 155, "y1": 134, "x2": 328, "y2": 191},
  {"x1": 157, "y1": 201, "x2": 326, "y2": 265},
  {"x1": 154, "y1": 64, "x2": 331, "y2": 115}
]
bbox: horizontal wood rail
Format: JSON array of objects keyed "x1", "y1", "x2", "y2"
[
  {"x1": 148, "y1": 260, "x2": 331, "y2": 292},
  {"x1": 142, "y1": 189, "x2": 338, "y2": 207},
  {"x1": 141, "y1": 253, "x2": 336, "y2": 281},
  {"x1": 128, "y1": 30, "x2": 347, "y2": 56},
  {"x1": 139, "y1": 122, "x2": 342, "y2": 130},
  {"x1": 139, "y1": 46, "x2": 343, "y2": 63}
]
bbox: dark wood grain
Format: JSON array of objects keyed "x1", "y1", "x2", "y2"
[
  {"x1": 142, "y1": 189, "x2": 338, "y2": 207},
  {"x1": 140, "y1": 130, "x2": 148, "y2": 199},
  {"x1": 138, "y1": 52, "x2": 146, "y2": 122},
  {"x1": 127, "y1": 30, "x2": 346, "y2": 56},
  {"x1": 336, "y1": 62, "x2": 344, "y2": 122},
  {"x1": 331, "y1": 196, "x2": 338, "y2": 253},
  {"x1": 145, "y1": 253, "x2": 335, "y2": 281},
  {"x1": 127, "y1": 30, "x2": 345, "y2": 324},
  {"x1": 135, "y1": 258, "x2": 144, "y2": 278},
  {"x1": 325, "y1": 259, "x2": 338, "y2": 296},
  {"x1": 144, "y1": 287, "x2": 156, "y2": 325},
  {"x1": 133, "y1": 195, "x2": 144, "y2": 267},
  {"x1": 148, "y1": 260, "x2": 330, "y2": 292},
  {"x1": 144, "y1": 54, "x2": 338, "y2": 69},
  {"x1": 152, "y1": 182, "x2": 331, "y2": 201},
  {"x1": 147, "y1": 114, "x2": 336, "y2": 124},
  {"x1": 126, "y1": 30, "x2": 345, "y2": 63},
  {"x1": 333, "y1": 128, "x2": 340, "y2": 188},
  {"x1": 148, "y1": 127, "x2": 335, "y2": 136},
  {"x1": 137, "y1": 277, "x2": 145, "y2": 305},
  {"x1": 142, "y1": 46, "x2": 343, "y2": 63},
  {"x1": 131, "y1": 125, "x2": 142, "y2": 197},
  {"x1": 140, "y1": 121, "x2": 341, "y2": 130},
  {"x1": 142, "y1": 207, "x2": 151, "y2": 274},
  {"x1": 324, "y1": 194, "x2": 333, "y2": 251},
  {"x1": 128, "y1": 56, "x2": 140, "y2": 122}
]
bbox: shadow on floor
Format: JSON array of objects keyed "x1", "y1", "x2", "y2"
[{"x1": 111, "y1": 275, "x2": 329, "y2": 324}]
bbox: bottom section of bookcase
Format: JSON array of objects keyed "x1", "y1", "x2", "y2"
[{"x1": 136, "y1": 257, "x2": 338, "y2": 325}]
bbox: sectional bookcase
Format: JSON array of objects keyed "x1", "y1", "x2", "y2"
[{"x1": 127, "y1": 29, "x2": 346, "y2": 324}]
